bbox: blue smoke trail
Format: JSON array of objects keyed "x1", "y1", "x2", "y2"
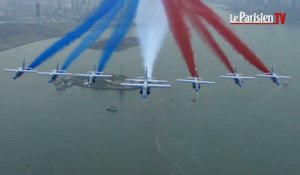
[
  {"x1": 61, "y1": 0, "x2": 126, "y2": 71},
  {"x1": 97, "y1": 0, "x2": 139, "y2": 72},
  {"x1": 29, "y1": 0, "x2": 119, "y2": 69}
]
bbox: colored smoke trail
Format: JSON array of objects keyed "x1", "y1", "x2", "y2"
[
  {"x1": 162, "y1": 0, "x2": 197, "y2": 77},
  {"x1": 61, "y1": 0, "x2": 125, "y2": 71},
  {"x1": 136, "y1": 0, "x2": 168, "y2": 77},
  {"x1": 98, "y1": 0, "x2": 139, "y2": 72},
  {"x1": 183, "y1": 7, "x2": 234, "y2": 73},
  {"x1": 29, "y1": 0, "x2": 118, "y2": 69},
  {"x1": 187, "y1": 0, "x2": 269, "y2": 73}
]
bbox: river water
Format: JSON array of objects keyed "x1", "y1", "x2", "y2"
[{"x1": 0, "y1": 6, "x2": 299, "y2": 175}]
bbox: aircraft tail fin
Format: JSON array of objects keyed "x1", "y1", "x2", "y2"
[
  {"x1": 234, "y1": 66, "x2": 238, "y2": 74},
  {"x1": 271, "y1": 66, "x2": 274, "y2": 74},
  {"x1": 22, "y1": 59, "x2": 26, "y2": 69},
  {"x1": 93, "y1": 63, "x2": 96, "y2": 72},
  {"x1": 195, "y1": 68, "x2": 199, "y2": 78},
  {"x1": 56, "y1": 62, "x2": 59, "y2": 71},
  {"x1": 145, "y1": 67, "x2": 148, "y2": 78}
]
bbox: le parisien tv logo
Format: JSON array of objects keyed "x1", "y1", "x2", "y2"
[{"x1": 230, "y1": 12, "x2": 286, "y2": 25}]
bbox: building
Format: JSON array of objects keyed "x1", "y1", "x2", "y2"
[
  {"x1": 35, "y1": 2, "x2": 41, "y2": 18},
  {"x1": 57, "y1": 0, "x2": 63, "y2": 11}
]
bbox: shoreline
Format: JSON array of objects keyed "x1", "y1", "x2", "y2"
[
  {"x1": 0, "y1": 23, "x2": 75, "y2": 53},
  {"x1": 0, "y1": 37, "x2": 58, "y2": 52},
  {"x1": 0, "y1": 23, "x2": 136, "y2": 53}
]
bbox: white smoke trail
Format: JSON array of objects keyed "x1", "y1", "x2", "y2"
[{"x1": 136, "y1": 0, "x2": 168, "y2": 77}]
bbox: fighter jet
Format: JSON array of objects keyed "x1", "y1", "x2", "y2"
[
  {"x1": 4, "y1": 60, "x2": 37, "y2": 80},
  {"x1": 219, "y1": 67, "x2": 255, "y2": 87},
  {"x1": 38, "y1": 62, "x2": 72, "y2": 84},
  {"x1": 176, "y1": 69, "x2": 215, "y2": 93},
  {"x1": 121, "y1": 67, "x2": 171, "y2": 101},
  {"x1": 74, "y1": 64, "x2": 112, "y2": 87},
  {"x1": 257, "y1": 66, "x2": 291, "y2": 86}
]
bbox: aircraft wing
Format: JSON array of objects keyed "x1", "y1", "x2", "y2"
[
  {"x1": 177, "y1": 79, "x2": 196, "y2": 83},
  {"x1": 148, "y1": 80, "x2": 168, "y2": 83},
  {"x1": 23, "y1": 70, "x2": 37, "y2": 73},
  {"x1": 199, "y1": 81, "x2": 216, "y2": 84},
  {"x1": 121, "y1": 83, "x2": 144, "y2": 87},
  {"x1": 147, "y1": 84, "x2": 171, "y2": 88},
  {"x1": 177, "y1": 79, "x2": 215, "y2": 84},
  {"x1": 38, "y1": 72, "x2": 53, "y2": 75},
  {"x1": 76, "y1": 73, "x2": 112, "y2": 78},
  {"x1": 74, "y1": 73, "x2": 90, "y2": 77},
  {"x1": 185, "y1": 77, "x2": 203, "y2": 80},
  {"x1": 219, "y1": 75, "x2": 236, "y2": 79},
  {"x1": 257, "y1": 74, "x2": 274, "y2": 78},
  {"x1": 125, "y1": 79, "x2": 145, "y2": 82},
  {"x1": 277, "y1": 76, "x2": 291, "y2": 79},
  {"x1": 239, "y1": 76, "x2": 255, "y2": 79},
  {"x1": 4, "y1": 69, "x2": 37, "y2": 73},
  {"x1": 54, "y1": 73, "x2": 72, "y2": 76},
  {"x1": 94, "y1": 74, "x2": 112, "y2": 78},
  {"x1": 4, "y1": 69, "x2": 18, "y2": 72},
  {"x1": 38, "y1": 72, "x2": 71, "y2": 76}
]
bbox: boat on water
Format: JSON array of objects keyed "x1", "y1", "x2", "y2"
[{"x1": 106, "y1": 106, "x2": 118, "y2": 112}]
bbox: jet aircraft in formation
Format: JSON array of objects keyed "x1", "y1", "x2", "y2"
[
  {"x1": 121, "y1": 67, "x2": 171, "y2": 101},
  {"x1": 4, "y1": 60, "x2": 112, "y2": 85},
  {"x1": 38, "y1": 63, "x2": 72, "y2": 84},
  {"x1": 74, "y1": 64, "x2": 113, "y2": 87},
  {"x1": 4, "y1": 60, "x2": 37, "y2": 80},
  {"x1": 257, "y1": 66, "x2": 291, "y2": 86},
  {"x1": 4, "y1": 61, "x2": 292, "y2": 101},
  {"x1": 177, "y1": 69, "x2": 215, "y2": 93},
  {"x1": 219, "y1": 67, "x2": 255, "y2": 88}
]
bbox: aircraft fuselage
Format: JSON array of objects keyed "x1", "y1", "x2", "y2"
[
  {"x1": 139, "y1": 78, "x2": 151, "y2": 101},
  {"x1": 234, "y1": 78, "x2": 243, "y2": 87},
  {"x1": 13, "y1": 70, "x2": 24, "y2": 80},
  {"x1": 48, "y1": 74, "x2": 58, "y2": 84},
  {"x1": 271, "y1": 74, "x2": 280, "y2": 86},
  {"x1": 140, "y1": 86, "x2": 150, "y2": 101},
  {"x1": 87, "y1": 75, "x2": 97, "y2": 87},
  {"x1": 192, "y1": 82, "x2": 201, "y2": 93}
]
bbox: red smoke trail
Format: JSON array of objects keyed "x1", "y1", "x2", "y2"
[
  {"x1": 187, "y1": 0, "x2": 270, "y2": 73},
  {"x1": 162, "y1": 0, "x2": 197, "y2": 77},
  {"x1": 183, "y1": 5, "x2": 234, "y2": 73}
]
